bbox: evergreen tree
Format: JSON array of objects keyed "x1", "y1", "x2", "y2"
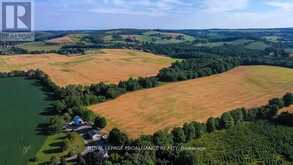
[
  {"x1": 108, "y1": 128, "x2": 129, "y2": 146},
  {"x1": 231, "y1": 108, "x2": 245, "y2": 123},
  {"x1": 269, "y1": 98, "x2": 285, "y2": 109},
  {"x1": 283, "y1": 93, "x2": 293, "y2": 107},
  {"x1": 207, "y1": 117, "x2": 217, "y2": 132},
  {"x1": 49, "y1": 116, "x2": 65, "y2": 133},
  {"x1": 172, "y1": 127, "x2": 186, "y2": 144},
  {"x1": 183, "y1": 123, "x2": 196, "y2": 141},
  {"x1": 94, "y1": 115, "x2": 107, "y2": 129},
  {"x1": 175, "y1": 151, "x2": 198, "y2": 165},
  {"x1": 221, "y1": 112, "x2": 235, "y2": 129},
  {"x1": 153, "y1": 131, "x2": 173, "y2": 146}
]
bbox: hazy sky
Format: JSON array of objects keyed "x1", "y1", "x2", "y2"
[{"x1": 34, "y1": 0, "x2": 293, "y2": 30}]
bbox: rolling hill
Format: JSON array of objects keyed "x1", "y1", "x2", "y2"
[
  {"x1": 0, "y1": 49, "x2": 175, "y2": 86},
  {"x1": 90, "y1": 66, "x2": 293, "y2": 138}
]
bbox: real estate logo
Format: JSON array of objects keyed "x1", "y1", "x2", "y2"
[{"x1": 1, "y1": 0, "x2": 34, "y2": 41}]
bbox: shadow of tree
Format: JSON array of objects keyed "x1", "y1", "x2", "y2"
[
  {"x1": 43, "y1": 139, "x2": 65, "y2": 154},
  {"x1": 38, "y1": 161, "x2": 51, "y2": 165},
  {"x1": 43, "y1": 148, "x2": 63, "y2": 154},
  {"x1": 26, "y1": 77, "x2": 57, "y2": 100},
  {"x1": 28, "y1": 78, "x2": 60, "y2": 138},
  {"x1": 76, "y1": 127, "x2": 92, "y2": 134},
  {"x1": 35, "y1": 123, "x2": 52, "y2": 136},
  {"x1": 50, "y1": 141, "x2": 64, "y2": 147},
  {"x1": 39, "y1": 105, "x2": 56, "y2": 117},
  {"x1": 57, "y1": 135, "x2": 67, "y2": 140}
]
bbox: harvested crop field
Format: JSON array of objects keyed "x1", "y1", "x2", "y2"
[
  {"x1": 282, "y1": 106, "x2": 293, "y2": 113},
  {"x1": 0, "y1": 49, "x2": 174, "y2": 86},
  {"x1": 90, "y1": 66, "x2": 293, "y2": 138}
]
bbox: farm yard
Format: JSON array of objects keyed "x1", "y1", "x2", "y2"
[
  {"x1": 90, "y1": 66, "x2": 293, "y2": 138},
  {"x1": 0, "y1": 49, "x2": 174, "y2": 86}
]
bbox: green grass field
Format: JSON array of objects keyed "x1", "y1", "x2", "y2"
[
  {"x1": 0, "y1": 77, "x2": 52, "y2": 165},
  {"x1": 29, "y1": 132, "x2": 85, "y2": 165},
  {"x1": 106, "y1": 31, "x2": 195, "y2": 44},
  {"x1": 18, "y1": 41, "x2": 63, "y2": 52},
  {"x1": 245, "y1": 41, "x2": 270, "y2": 50}
]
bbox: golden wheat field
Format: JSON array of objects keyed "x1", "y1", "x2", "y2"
[
  {"x1": 90, "y1": 66, "x2": 293, "y2": 138},
  {"x1": 0, "y1": 49, "x2": 174, "y2": 86}
]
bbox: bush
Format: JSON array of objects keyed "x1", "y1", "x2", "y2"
[
  {"x1": 207, "y1": 117, "x2": 217, "y2": 133},
  {"x1": 283, "y1": 93, "x2": 293, "y2": 107},
  {"x1": 220, "y1": 112, "x2": 235, "y2": 129},
  {"x1": 61, "y1": 139, "x2": 70, "y2": 152},
  {"x1": 29, "y1": 157, "x2": 37, "y2": 162},
  {"x1": 175, "y1": 150, "x2": 198, "y2": 165},
  {"x1": 269, "y1": 98, "x2": 285, "y2": 109},
  {"x1": 49, "y1": 116, "x2": 65, "y2": 133},
  {"x1": 108, "y1": 128, "x2": 129, "y2": 146},
  {"x1": 172, "y1": 127, "x2": 186, "y2": 144},
  {"x1": 94, "y1": 115, "x2": 107, "y2": 129}
]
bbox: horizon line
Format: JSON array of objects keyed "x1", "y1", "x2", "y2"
[{"x1": 34, "y1": 26, "x2": 293, "y2": 32}]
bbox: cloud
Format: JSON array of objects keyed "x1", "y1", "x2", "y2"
[
  {"x1": 89, "y1": 0, "x2": 196, "y2": 16},
  {"x1": 39, "y1": 0, "x2": 252, "y2": 16},
  {"x1": 201, "y1": 0, "x2": 250, "y2": 13},
  {"x1": 34, "y1": 0, "x2": 293, "y2": 30},
  {"x1": 89, "y1": 8, "x2": 165, "y2": 16},
  {"x1": 266, "y1": 0, "x2": 293, "y2": 11},
  {"x1": 90, "y1": 0, "x2": 253, "y2": 16}
]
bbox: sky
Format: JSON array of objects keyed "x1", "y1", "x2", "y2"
[{"x1": 33, "y1": 0, "x2": 293, "y2": 30}]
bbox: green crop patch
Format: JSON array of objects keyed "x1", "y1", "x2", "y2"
[{"x1": 0, "y1": 77, "x2": 52, "y2": 165}]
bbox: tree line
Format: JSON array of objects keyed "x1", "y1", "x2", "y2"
[
  {"x1": 1, "y1": 35, "x2": 289, "y2": 58},
  {"x1": 80, "y1": 92, "x2": 293, "y2": 165},
  {"x1": 49, "y1": 56, "x2": 242, "y2": 126},
  {"x1": 0, "y1": 53, "x2": 292, "y2": 133},
  {"x1": 1, "y1": 54, "x2": 289, "y2": 134},
  {"x1": 158, "y1": 57, "x2": 241, "y2": 82}
]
